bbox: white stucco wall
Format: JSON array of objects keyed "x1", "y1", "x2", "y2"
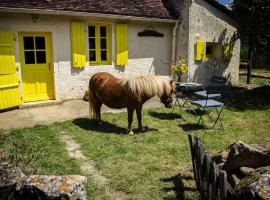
[
  {"x1": 0, "y1": 13, "x2": 173, "y2": 101},
  {"x1": 187, "y1": 0, "x2": 240, "y2": 85}
]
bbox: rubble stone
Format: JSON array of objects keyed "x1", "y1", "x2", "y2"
[
  {"x1": 222, "y1": 141, "x2": 270, "y2": 173},
  {"x1": 0, "y1": 164, "x2": 26, "y2": 199},
  {"x1": 250, "y1": 174, "x2": 270, "y2": 200},
  {"x1": 0, "y1": 164, "x2": 87, "y2": 200},
  {"x1": 240, "y1": 166, "x2": 255, "y2": 176},
  {"x1": 21, "y1": 175, "x2": 87, "y2": 200},
  {"x1": 236, "y1": 166, "x2": 270, "y2": 200}
]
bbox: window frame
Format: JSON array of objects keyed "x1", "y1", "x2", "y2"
[{"x1": 88, "y1": 23, "x2": 111, "y2": 66}]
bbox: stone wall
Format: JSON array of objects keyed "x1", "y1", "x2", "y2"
[
  {"x1": 175, "y1": 0, "x2": 190, "y2": 81},
  {"x1": 0, "y1": 13, "x2": 173, "y2": 100},
  {"x1": 175, "y1": 0, "x2": 240, "y2": 85}
]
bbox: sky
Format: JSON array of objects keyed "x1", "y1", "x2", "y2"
[{"x1": 218, "y1": 0, "x2": 232, "y2": 8}]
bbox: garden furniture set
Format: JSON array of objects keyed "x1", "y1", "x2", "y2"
[{"x1": 172, "y1": 76, "x2": 228, "y2": 130}]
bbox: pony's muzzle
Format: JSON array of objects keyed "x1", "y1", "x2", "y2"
[{"x1": 165, "y1": 102, "x2": 173, "y2": 108}]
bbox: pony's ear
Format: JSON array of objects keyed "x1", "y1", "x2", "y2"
[{"x1": 170, "y1": 79, "x2": 176, "y2": 92}]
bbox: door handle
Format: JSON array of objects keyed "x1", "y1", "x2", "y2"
[{"x1": 48, "y1": 63, "x2": 51, "y2": 70}]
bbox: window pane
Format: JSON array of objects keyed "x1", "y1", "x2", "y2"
[
  {"x1": 89, "y1": 38, "x2": 96, "y2": 49},
  {"x1": 206, "y1": 46, "x2": 213, "y2": 55},
  {"x1": 100, "y1": 38, "x2": 107, "y2": 49},
  {"x1": 36, "y1": 51, "x2": 46, "y2": 64},
  {"x1": 89, "y1": 51, "x2": 96, "y2": 61},
  {"x1": 24, "y1": 51, "x2": 35, "y2": 64},
  {"x1": 101, "y1": 51, "x2": 107, "y2": 61},
  {"x1": 23, "y1": 37, "x2": 34, "y2": 50},
  {"x1": 88, "y1": 26, "x2": 95, "y2": 37},
  {"x1": 100, "y1": 26, "x2": 107, "y2": 37},
  {"x1": 35, "y1": 37, "x2": 45, "y2": 49}
]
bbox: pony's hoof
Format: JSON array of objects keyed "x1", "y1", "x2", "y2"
[
  {"x1": 140, "y1": 126, "x2": 148, "y2": 132},
  {"x1": 128, "y1": 131, "x2": 134, "y2": 135}
]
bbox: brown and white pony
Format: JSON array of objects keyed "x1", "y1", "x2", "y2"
[{"x1": 88, "y1": 72, "x2": 175, "y2": 135}]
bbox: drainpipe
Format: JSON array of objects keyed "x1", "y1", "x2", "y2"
[{"x1": 171, "y1": 17, "x2": 181, "y2": 77}]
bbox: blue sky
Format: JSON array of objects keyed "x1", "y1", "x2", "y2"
[{"x1": 218, "y1": 0, "x2": 232, "y2": 7}]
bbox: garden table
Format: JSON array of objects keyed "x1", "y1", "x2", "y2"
[{"x1": 172, "y1": 82, "x2": 203, "y2": 113}]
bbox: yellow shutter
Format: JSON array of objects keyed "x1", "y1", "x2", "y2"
[
  {"x1": 195, "y1": 41, "x2": 206, "y2": 61},
  {"x1": 116, "y1": 24, "x2": 128, "y2": 66},
  {"x1": 0, "y1": 31, "x2": 21, "y2": 110},
  {"x1": 223, "y1": 43, "x2": 232, "y2": 61},
  {"x1": 0, "y1": 31, "x2": 16, "y2": 74},
  {"x1": 71, "y1": 22, "x2": 86, "y2": 67}
]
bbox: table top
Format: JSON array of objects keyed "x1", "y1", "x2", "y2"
[
  {"x1": 178, "y1": 82, "x2": 202, "y2": 87},
  {"x1": 175, "y1": 82, "x2": 203, "y2": 93}
]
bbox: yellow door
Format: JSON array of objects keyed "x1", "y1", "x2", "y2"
[
  {"x1": 19, "y1": 32, "x2": 54, "y2": 102},
  {"x1": 0, "y1": 31, "x2": 21, "y2": 110}
]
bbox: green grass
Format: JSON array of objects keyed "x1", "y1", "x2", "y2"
[
  {"x1": 239, "y1": 67, "x2": 270, "y2": 86},
  {"x1": 1, "y1": 86, "x2": 270, "y2": 199}
]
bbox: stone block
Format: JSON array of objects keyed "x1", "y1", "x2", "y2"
[{"x1": 20, "y1": 175, "x2": 87, "y2": 200}]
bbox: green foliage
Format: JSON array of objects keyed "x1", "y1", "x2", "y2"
[
  {"x1": 171, "y1": 58, "x2": 188, "y2": 76},
  {"x1": 231, "y1": 0, "x2": 270, "y2": 52}
]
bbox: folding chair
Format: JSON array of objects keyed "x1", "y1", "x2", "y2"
[
  {"x1": 190, "y1": 86, "x2": 226, "y2": 130},
  {"x1": 195, "y1": 76, "x2": 227, "y2": 99}
]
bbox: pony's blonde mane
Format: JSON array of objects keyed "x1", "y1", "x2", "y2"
[{"x1": 120, "y1": 75, "x2": 173, "y2": 97}]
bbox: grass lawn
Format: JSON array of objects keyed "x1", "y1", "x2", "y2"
[
  {"x1": 1, "y1": 86, "x2": 270, "y2": 200},
  {"x1": 239, "y1": 67, "x2": 270, "y2": 86}
]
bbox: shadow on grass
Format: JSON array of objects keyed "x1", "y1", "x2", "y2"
[
  {"x1": 224, "y1": 86, "x2": 270, "y2": 111},
  {"x1": 185, "y1": 109, "x2": 207, "y2": 116},
  {"x1": 179, "y1": 123, "x2": 206, "y2": 132},
  {"x1": 161, "y1": 174, "x2": 197, "y2": 200},
  {"x1": 72, "y1": 118, "x2": 158, "y2": 134},
  {"x1": 73, "y1": 118, "x2": 126, "y2": 134},
  {"x1": 148, "y1": 111, "x2": 182, "y2": 120}
]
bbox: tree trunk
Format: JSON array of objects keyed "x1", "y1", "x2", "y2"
[{"x1": 247, "y1": 44, "x2": 252, "y2": 84}]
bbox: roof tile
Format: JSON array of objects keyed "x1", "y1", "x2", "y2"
[{"x1": 0, "y1": 0, "x2": 179, "y2": 20}]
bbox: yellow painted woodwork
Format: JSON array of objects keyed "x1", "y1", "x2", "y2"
[
  {"x1": 19, "y1": 32, "x2": 54, "y2": 102},
  {"x1": 223, "y1": 43, "x2": 232, "y2": 61},
  {"x1": 88, "y1": 24, "x2": 111, "y2": 65},
  {"x1": 0, "y1": 74, "x2": 20, "y2": 110},
  {"x1": 0, "y1": 31, "x2": 16, "y2": 75},
  {"x1": 195, "y1": 41, "x2": 206, "y2": 61},
  {"x1": 0, "y1": 31, "x2": 21, "y2": 110},
  {"x1": 71, "y1": 22, "x2": 86, "y2": 67},
  {"x1": 116, "y1": 24, "x2": 128, "y2": 66}
]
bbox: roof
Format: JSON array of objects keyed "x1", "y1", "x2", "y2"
[
  {"x1": 0, "y1": 0, "x2": 232, "y2": 20},
  {"x1": 0, "y1": 0, "x2": 179, "y2": 20}
]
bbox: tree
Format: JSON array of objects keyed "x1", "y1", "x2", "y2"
[{"x1": 231, "y1": 0, "x2": 270, "y2": 84}]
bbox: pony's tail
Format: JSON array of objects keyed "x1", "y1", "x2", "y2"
[{"x1": 88, "y1": 81, "x2": 96, "y2": 119}]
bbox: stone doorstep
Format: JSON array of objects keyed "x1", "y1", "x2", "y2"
[
  {"x1": 19, "y1": 100, "x2": 63, "y2": 109},
  {"x1": 19, "y1": 98, "x2": 89, "y2": 110}
]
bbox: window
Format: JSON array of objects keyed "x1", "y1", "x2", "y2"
[
  {"x1": 206, "y1": 45, "x2": 213, "y2": 56},
  {"x1": 206, "y1": 42, "x2": 221, "y2": 59},
  {"x1": 23, "y1": 36, "x2": 46, "y2": 64},
  {"x1": 88, "y1": 24, "x2": 111, "y2": 65}
]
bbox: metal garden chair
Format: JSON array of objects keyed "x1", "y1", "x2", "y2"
[
  {"x1": 190, "y1": 86, "x2": 227, "y2": 130},
  {"x1": 194, "y1": 76, "x2": 227, "y2": 99}
]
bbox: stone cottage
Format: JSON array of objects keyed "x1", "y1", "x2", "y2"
[{"x1": 0, "y1": 0, "x2": 240, "y2": 110}]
